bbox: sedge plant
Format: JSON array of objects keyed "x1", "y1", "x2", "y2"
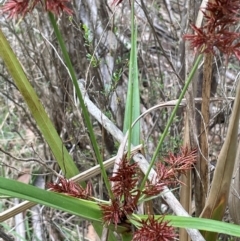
[
  {"x1": 184, "y1": 0, "x2": 240, "y2": 240},
  {"x1": 0, "y1": 0, "x2": 240, "y2": 241}
]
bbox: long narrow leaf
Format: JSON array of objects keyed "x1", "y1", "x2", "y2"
[
  {"x1": 200, "y1": 76, "x2": 240, "y2": 240},
  {"x1": 136, "y1": 215, "x2": 240, "y2": 238},
  {"x1": 167, "y1": 215, "x2": 240, "y2": 237},
  {"x1": 48, "y1": 13, "x2": 112, "y2": 198},
  {"x1": 0, "y1": 28, "x2": 79, "y2": 178},
  {"x1": 0, "y1": 177, "x2": 127, "y2": 237},
  {"x1": 0, "y1": 177, "x2": 101, "y2": 222},
  {"x1": 168, "y1": 216, "x2": 240, "y2": 238},
  {"x1": 2, "y1": 177, "x2": 240, "y2": 238},
  {"x1": 140, "y1": 54, "x2": 203, "y2": 190},
  {"x1": 0, "y1": 177, "x2": 120, "y2": 238},
  {"x1": 123, "y1": 0, "x2": 140, "y2": 148}
]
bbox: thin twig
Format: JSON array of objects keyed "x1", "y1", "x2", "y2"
[
  {"x1": 0, "y1": 229, "x2": 14, "y2": 241},
  {"x1": 0, "y1": 147, "x2": 60, "y2": 177}
]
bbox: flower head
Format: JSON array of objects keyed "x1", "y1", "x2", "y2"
[
  {"x1": 144, "y1": 147, "x2": 197, "y2": 196},
  {"x1": 48, "y1": 178, "x2": 92, "y2": 200},
  {"x1": 184, "y1": 0, "x2": 240, "y2": 59},
  {"x1": 1, "y1": 0, "x2": 73, "y2": 18},
  {"x1": 163, "y1": 147, "x2": 197, "y2": 176},
  {"x1": 45, "y1": 0, "x2": 73, "y2": 16},
  {"x1": 1, "y1": 0, "x2": 31, "y2": 18},
  {"x1": 143, "y1": 182, "x2": 165, "y2": 196},
  {"x1": 100, "y1": 199, "x2": 124, "y2": 227},
  {"x1": 110, "y1": 157, "x2": 140, "y2": 199},
  {"x1": 133, "y1": 216, "x2": 176, "y2": 241}
]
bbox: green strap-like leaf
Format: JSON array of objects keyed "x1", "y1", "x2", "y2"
[
  {"x1": 136, "y1": 215, "x2": 240, "y2": 238},
  {"x1": 123, "y1": 0, "x2": 140, "y2": 149},
  {"x1": 140, "y1": 54, "x2": 203, "y2": 190},
  {"x1": 48, "y1": 13, "x2": 112, "y2": 197},
  {"x1": 0, "y1": 28, "x2": 79, "y2": 178},
  {"x1": 201, "y1": 77, "x2": 240, "y2": 240},
  {"x1": 2, "y1": 177, "x2": 240, "y2": 238},
  {"x1": 0, "y1": 177, "x2": 127, "y2": 236},
  {"x1": 0, "y1": 177, "x2": 101, "y2": 222}
]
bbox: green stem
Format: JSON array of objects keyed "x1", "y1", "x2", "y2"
[
  {"x1": 140, "y1": 54, "x2": 203, "y2": 190},
  {"x1": 48, "y1": 13, "x2": 113, "y2": 199},
  {"x1": 127, "y1": 0, "x2": 136, "y2": 158}
]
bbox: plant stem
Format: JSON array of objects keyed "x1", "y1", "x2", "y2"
[{"x1": 48, "y1": 13, "x2": 113, "y2": 199}]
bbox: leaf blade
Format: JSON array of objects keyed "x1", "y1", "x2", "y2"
[{"x1": 0, "y1": 28, "x2": 79, "y2": 178}]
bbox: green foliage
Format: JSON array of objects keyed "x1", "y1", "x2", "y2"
[
  {"x1": 0, "y1": 28, "x2": 79, "y2": 179},
  {"x1": 0, "y1": 177, "x2": 103, "y2": 223},
  {"x1": 1, "y1": 177, "x2": 240, "y2": 238},
  {"x1": 123, "y1": 0, "x2": 140, "y2": 148},
  {"x1": 112, "y1": 67, "x2": 123, "y2": 83},
  {"x1": 82, "y1": 24, "x2": 100, "y2": 67},
  {"x1": 48, "y1": 13, "x2": 112, "y2": 197},
  {"x1": 140, "y1": 54, "x2": 203, "y2": 190},
  {"x1": 82, "y1": 24, "x2": 92, "y2": 46},
  {"x1": 86, "y1": 53, "x2": 100, "y2": 67}
]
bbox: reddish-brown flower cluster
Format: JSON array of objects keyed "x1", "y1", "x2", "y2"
[
  {"x1": 100, "y1": 157, "x2": 140, "y2": 227},
  {"x1": 100, "y1": 147, "x2": 196, "y2": 241},
  {"x1": 161, "y1": 147, "x2": 197, "y2": 178},
  {"x1": 133, "y1": 216, "x2": 176, "y2": 241},
  {"x1": 110, "y1": 157, "x2": 139, "y2": 199},
  {"x1": 1, "y1": 0, "x2": 73, "y2": 18},
  {"x1": 48, "y1": 147, "x2": 196, "y2": 240},
  {"x1": 47, "y1": 178, "x2": 92, "y2": 200},
  {"x1": 143, "y1": 147, "x2": 197, "y2": 196},
  {"x1": 143, "y1": 182, "x2": 166, "y2": 196},
  {"x1": 184, "y1": 0, "x2": 240, "y2": 59},
  {"x1": 100, "y1": 197, "x2": 138, "y2": 228}
]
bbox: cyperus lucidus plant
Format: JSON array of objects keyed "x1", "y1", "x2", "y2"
[
  {"x1": 49, "y1": 147, "x2": 197, "y2": 240},
  {"x1": 0, "y1": 0, "x2": 200, "y2": 240}
]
